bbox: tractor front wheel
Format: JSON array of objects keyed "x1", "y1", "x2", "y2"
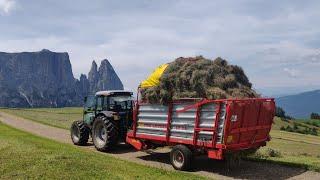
[
  {"x1": 70, "y1": 120, "x2": 89, "y2": 145},
  {"x1": 92, "y1": 116, "x2": 119, "y2": 152}
]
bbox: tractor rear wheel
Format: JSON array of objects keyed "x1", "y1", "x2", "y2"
[
  {"x1": 92, "y1": 116, "x2": 119, "y2": 152},
  {"x1": 170, "y1": 145, "x2": 193, "y2": 171},
  {"x1": 70, "y1": 120, "x2": 89, "y2": 145}
]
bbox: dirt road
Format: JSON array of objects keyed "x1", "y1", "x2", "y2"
[{"x1": 0, "y1": 111, "x2": 319, "y2": 180}]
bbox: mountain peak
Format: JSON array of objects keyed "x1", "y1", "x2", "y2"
[
  {"x1": 40, "y1": 49, "x2": 52, "y2": 52},
  {"x1": 100, "y1": 59, "x2": 113, "y2": 69},
  {"x1": 90, "y1": 60, "x2": 98, "y2": 72},
  {"x1": 87, "y1": 59, "x2": 123, "y2": 91},
  {"x1": 0, "y1": 50, "x2": 124, "y2": 107}
]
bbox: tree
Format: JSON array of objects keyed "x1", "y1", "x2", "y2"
[
  {"x1": 311, "y1": 128, "x2": 318, "y2": 136},
  {"x1": 276, "y1": 107, "x2": 286, "y2": 118},
  {"x1": 275, "y1": 106, "x2": 294, "y2": 120},
  {"x1": 310, "y1": 112, "x2": 320, "y2": 120}
]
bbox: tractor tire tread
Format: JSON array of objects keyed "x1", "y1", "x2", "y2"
[
  {"x1": 71, "y1": 120, "x2": 89, "y2": 146},
  {"x1": 92, "y1": 116, "x2": 119, "y2": 152}
]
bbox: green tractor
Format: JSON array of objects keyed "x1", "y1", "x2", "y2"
[{"x1": 70, "y1": 90, "x2": 134, "y2": 151}]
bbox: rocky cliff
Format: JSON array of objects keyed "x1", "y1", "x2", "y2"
[
  {"x1": 87, "y1": 60, "x2": 124, "y2": 92},
  {"x1": 78, "y1": 60, "x2": 124, "y2": 96},
  {"x1": 0, "y1": 49, "x2": 123, "y2": 107}
]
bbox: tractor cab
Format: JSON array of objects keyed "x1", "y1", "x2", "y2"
[
  {"x1": 83, "y1": 90, "x2": 134, "y2": 126},
  {"x1": 71, "y1": 90, "x2": 134, "y2": 151}
]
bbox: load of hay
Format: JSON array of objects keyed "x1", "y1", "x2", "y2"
[{"x1": 141, "y1": 56, "x2": 259, "y2": 104}]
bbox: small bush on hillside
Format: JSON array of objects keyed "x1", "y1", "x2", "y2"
[
  {"x1": 266, "y1": 148, "x2": 282, "y2": 158},
  {"x1": 285, "y1": 125, "x2": 293, "y2": 132},
  {"x1": 306, "y1": 121, "x2": 320, "y2": 128},
  {"x1": 250, "y1": 151, "x2": 269, "y2": 159},
  {"x1": 299, "y1": 152, "x2": 312, "y2": 157},
  {"x1": 280, "y1": 123, "x2": 319, "y2": 136}
]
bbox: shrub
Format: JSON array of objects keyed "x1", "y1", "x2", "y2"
[
  {"x1": 285, "y1": 125, "x2": 293, "y2": 132},
  {"x1": 266, "y1": 148, "x2": 282, "y2": 157}
]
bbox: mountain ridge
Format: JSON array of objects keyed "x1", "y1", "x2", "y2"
[
  {"x1": 276, "y1": 89, "x2": 320, "y2": 118},
  {"x1": 0, "y1": 49, "x2": 123, "y2": 107}
]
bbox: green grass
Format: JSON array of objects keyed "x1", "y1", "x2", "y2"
[
  {"x1": 272, "y1": 117, "x2": 319, "y2": 136},
  {"x1": 248, "y1": 118, "x2": 320, "y2": 172},
  {"x1": 303, "y1": 119, "x2": 320, "y2": 128},
  {"x1": 0, "y1": 107, "x2": 82, "y2": 129},
  {"x1": 0, "y1": 122, "x2": 203, "y2": 179},
  {"x1": 1, "y1": 108, "x2": 320, "y2": 172}
]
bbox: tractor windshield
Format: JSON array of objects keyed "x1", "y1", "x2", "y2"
[{"x1": 108, "y1": 96, "x2": 133, "y2": 111}]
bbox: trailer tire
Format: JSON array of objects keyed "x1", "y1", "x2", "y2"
[
  {"x1": 70, "y1": 120, "x2": 89, "y2": 145},
  {"x1": 170, "y1": 145, "x2": 193, "y2": 171},
  {"x1": 92, "y1": 116, "x2": 119, "y2": 152}
]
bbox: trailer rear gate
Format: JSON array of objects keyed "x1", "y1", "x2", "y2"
[{"x1": 127, "y1": 98, "x2": 275, "y2": 162}]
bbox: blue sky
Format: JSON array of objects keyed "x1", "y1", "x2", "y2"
[{"x1": 1, "y1": 0, "x2": 320, "y2": 96}]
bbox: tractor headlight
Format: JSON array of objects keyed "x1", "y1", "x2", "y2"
[{"x1": 113, "y1": 114, "x2": 120, "y2": 120}]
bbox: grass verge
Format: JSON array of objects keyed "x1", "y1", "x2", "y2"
[
  {"x1": 0, "y1": 122, "x2": 203, "y2": 179},
  {"x1": 0, "y1": 107, "x2": 81, "y2": 129},
  {"x1": 245, "y1": 119, "x2": 320, "y2": 172}
]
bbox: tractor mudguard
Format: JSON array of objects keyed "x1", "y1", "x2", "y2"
[{"x1": 97, "y1": 111, "x2": 115, "y2": 118}]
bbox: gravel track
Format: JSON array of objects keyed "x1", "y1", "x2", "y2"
[{"x1": 0, "y1": 111, "x2": 319, "y2": 180}]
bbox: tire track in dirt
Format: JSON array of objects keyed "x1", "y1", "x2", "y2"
[{"x1": 0, "y1": 111, "x2": 319, "y2": 180}]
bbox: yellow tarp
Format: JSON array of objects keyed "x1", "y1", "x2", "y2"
[{"x1": 140, "y1": 64, "x2": 169, "y2": 88}]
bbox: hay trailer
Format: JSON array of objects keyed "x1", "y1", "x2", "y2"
[{"x1": 126, "y1": 98, "x2": 275, "y2": 170}]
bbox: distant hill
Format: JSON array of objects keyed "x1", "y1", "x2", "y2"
[
  {"x1": 276, "y1": 90, "x2": 320, "y2": 118},
  {"x1": 0, "y1": 49, "x2": 123, "y2": 107}
]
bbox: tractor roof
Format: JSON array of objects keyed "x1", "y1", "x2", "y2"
[{"x1": 95, "y1": 90, "x2": 133, "y2": 96}]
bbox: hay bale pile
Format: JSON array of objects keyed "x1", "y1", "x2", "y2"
[{"x1": 141, "y1": 56, "x2": 259, "y2": 104}]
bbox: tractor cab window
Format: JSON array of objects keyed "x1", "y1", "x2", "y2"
[
  {"x1": 96, "y1": 96, "x2": 103, "y2": 111},
  {"x1": 84, "y1": 95, "x2": 96, "y2": 110},
  {"x1": 107, "y1": 96, "x2": 133, "y2": 111}
]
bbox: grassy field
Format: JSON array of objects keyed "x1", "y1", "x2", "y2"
[
  {"x1": 0, "y1": 107, "x2": 82, "y2": 129},
  {"x1": 1, "y1": 108, "x2": 320, "y2": 172},
  {"x1": 301, "y1": 119, "x2": 320, "y2": 128},
  {"x1": 0, "y1": 122, "x2": 203, "y2": 179},
  {"x1": 249, "y1": 118, "x2": 320, "y2": 172}
]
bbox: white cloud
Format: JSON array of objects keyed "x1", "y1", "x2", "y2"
[
  {"x1": 0, "y1": 0, "x2": 16, "y2": 15},
  {"x1": 283, "y1": 68, "x2": 300, "y2": 78},
  {"x1": 1, "y1": 0, "x2": 320, "y2": 95}
]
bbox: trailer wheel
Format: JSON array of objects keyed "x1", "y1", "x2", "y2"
[
  {"x1": 70, "y1": 120, "x2": 89, "y2": 145},
  {"x1": 170, "y1": 145, "x2": 193, "y2": 171},
  {"x1": 92, "y1": 116, "x2": 119, "y2": 152}
]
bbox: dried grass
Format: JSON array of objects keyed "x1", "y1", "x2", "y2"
[{"x1": 141, "y1": 56, "x2": 259, "y2": 104}]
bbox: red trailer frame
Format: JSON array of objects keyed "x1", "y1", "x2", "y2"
[{"x1": 127, "y1": 98, "x2": 275, "y2": 161}]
